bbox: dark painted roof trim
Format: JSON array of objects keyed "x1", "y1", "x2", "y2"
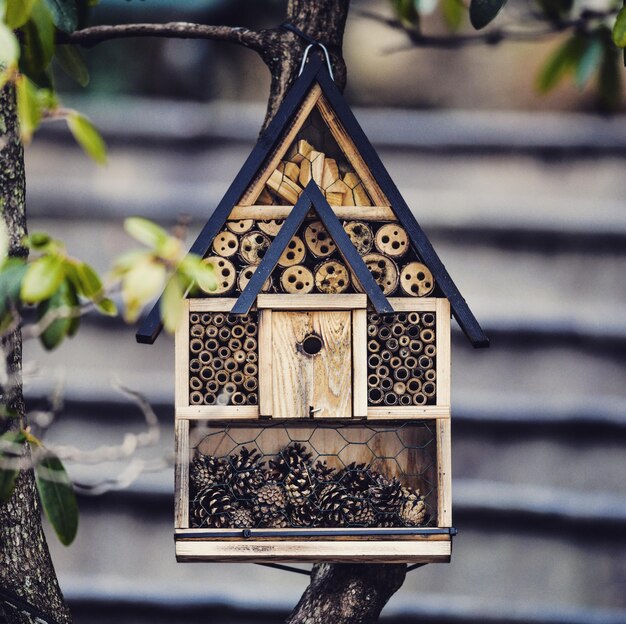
[{"x1": 231, "y1": 181, "x2": 393, "y2": 315}]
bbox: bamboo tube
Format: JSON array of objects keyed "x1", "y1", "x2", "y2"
[
  {"x1": 392, "y1": 323, "x2": 405, "y2": 337},
  {"x1": 380, "y1": 350, "x2": 392, "y2": 362},
  {"x1": 409, "y1": 340, "x2": 423, "y2": 354},
  {"x1": 407, "y1": 312, "x2": 420, "y2": 325},
  {"x1": 418, "y1": 355, "x2": 433, "y2": 370},
  {"x1": 367, "y1": 354, "x2": 381, "y2": 369},
  {"x1": 206, "y1": 380, "x2": 219, "y2": 393},
  {"x1": 216, "y1": 392, "x2": 230, "y2": 406},
  {"x1": 190, "y1": 313, "x2": 200, "y2": 324},
  {"x1": 224, "y1": 382, "x2": 237, "y2": 396},
  {"x1": 389, "y1": 356, "x2": 402, "y2": 369},
  {"x1": 189, "y1": 377, "x2": 203, "y2": 391},
  {"x1": 215, "y1": 370, "x2": 228, "y2": 385},
  {"x1": 244, "y1": 337, "x2": 257, "y2": 352},
  {"x1": 378, "y1": 326, "x2": 392, "y2": 341},
  {"x1": 399, "y1": 335, "x2": 410, "y2": 347},
  {"x1": 244, "y1": 362, "x2": 258, "y2": 377},
  {"x1": 199, "y1": 351, "x2": 213, "y2": 365},
  {"x1": 226, "y1": 315, "x2": 237, "y2": 326},
  {"x1": 205, "y1": 338, "x2": 219, "y2": 352},
  {"x1": 190, "y1": 338, "x2": 203, "y2": 353},
  {"x1": 367, "y1": 339, "x2": 380, "y2": 353},
  {"x1": 376, "y1": 365, "x2": 390, "y2": 380},
  {"x1": 212, "y1": 357, "x2": 224, "y2": 371},
  {"x1": 367, "y1": 324, "x2": 379, "y2": 337},
  {"x1": 380, "y1": 377, "x2": 393, "y2": 391},
  {"x1": 420, "y1": 328, "x2": 435, "y2": 344},
  {"x1": 218, "y1": 346, "x2": 230, "y2": 360},
  {"x1": 407, "y1": 325, "x2": 420, "y2": 338},
  {"x1": 190, "y1": 391, "x2": 204, "y2": 405},
  {"x1": 212, "y1": 313, "x2": 226, "y2": 327},
  {"x1": 385, "y1": 338, "x2": 399, "y2": 352},
  {"x1": 231, "y1": 392, "x2": 246, "y2": 406},
  {"x1": 246, "y1": 351, "x2": 258, "y2": 364},
  {"x1": 407, "y1": 379, "x2": 422, "y2": 394},
  {"x1": 422, "y1": 382, "x2": 436, "y2": 398},
  {"x1": 393, "y1": 382, "x2": 407, "y2": 395},
  {"x1": 369, "y1": 314, "x2": 381, "y2": 325},
  {"x1": 424, "y1": 369, "x2": 437, "y2": 382},
  {"x1": 218, "y1": 326, "x2": 231, "y2": 341},
  {"x1": 239, "y1": 314, "x2": 252, "y2": 324},
  {"x1": 191, "y1": 324, "x2": 204, "y2": 337},
  {"x1": 203, "y1": 393, "x2": 217, "y2": 406},
  {"x1": 396, "y1": 313, "x2": 408, "y2": 324},
  {"x1": 224, "y1": 358, "x2": 238, "y2": 373},
  {"x1": 368, "y1": 388, "x2": 384, "y2": 405},
  {"x1": 205, "y1": 325, "x2": 218, "y2": 338},
  {"x1": 231, "y1": 324, "x2": 245, "y2": 339},
  {"x1": 201, "y1": 314, "x2": 212, "y2": 325},
  {"x1": 233, "y1": 349, "x2": 246, "y2": 364},
  {"x1": 248, "y1": 393, "x2": 258, "y2": 405},
  {"x1": 381, "y1": 314, "x2": 394, "y2": 325},
  {"x1": 229, "y1": 338, "x2": 243, "y2": 352},
  {"x1": 399, "y1": 394, "x2": 412, "y2": 406},
  {"x1": 384, "y1": 392, "x2": 398, "y2": 406},
  {"x1": 393, "y1": 367, "x2": 410, "y2": 382},
  {"x1": 405, "y1": 356, "x2": 418, "y2": 370},
  {"x1": 244, "y1": 377, "x2": 258, "y2": 392},
  {"x1": 245, "y1": 323, "x2": 258, "y2": 337},
  {"x1": 424, "y1": 344, "x2": 436, "y2": 358},
  {"x1": 189, "y1": 358, "x2": 201, "y2": 373},
  {"x1": 232, "y1": 371, "x2": 244, "y2": 385},
  {"x1": 399, "y1": 347, "x2": 410, "y2": 359},
  {"x1": 368, "y1": 374, "x2": 380, "y2": 387},
  {"x1": 413, "y1": 392, "x2": 427, "y2": 406},
  {"x1": 422, "y1": 312, "x2": 435, "y2": 327}
]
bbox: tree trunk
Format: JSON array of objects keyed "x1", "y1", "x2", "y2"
[
  {"x1": 256, "y1": 2, "x2": 409, "y2": 622},
  {"x1": 0, "y1": 84, "x2": 73, "y2": 624}
]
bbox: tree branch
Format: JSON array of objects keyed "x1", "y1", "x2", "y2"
[{"x1": 60, "y1": 22, "x2": 264, "y2": 51}]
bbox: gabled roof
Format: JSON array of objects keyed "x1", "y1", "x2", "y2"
[
  {"x1": 137, "y1": 53, "x2": 488, "y2": 348},
  {"x1": 231, "y1": 181, "x2": 393, "y2": 315}
]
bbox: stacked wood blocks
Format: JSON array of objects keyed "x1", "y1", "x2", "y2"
[
  {"x1": 188, "y1": 312, "x2": 259, "y2": 406},
  {"x1": 366, "y1": 311, "x2": 437, "y2": 407}
]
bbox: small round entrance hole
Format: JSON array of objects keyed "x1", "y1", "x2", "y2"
[{"x1": 302, "y1": 334, "x2": 323, "y2": 356}]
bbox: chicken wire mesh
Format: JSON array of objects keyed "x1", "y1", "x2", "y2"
[{"x1": 188, "y1": 420, "x2": 438, "y2": 532}]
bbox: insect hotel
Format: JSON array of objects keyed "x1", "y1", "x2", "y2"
[{"x1": 138, "y1": 55, "x2": 488, "y2": 563}]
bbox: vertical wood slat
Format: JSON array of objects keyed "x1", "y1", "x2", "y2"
[
  {"x1": 436, "y1": 298, "x2": 451, "y2": 410},
  {"x1": 175, "y1": 419, "x2": 190, "y2": 529},
  {"x1": 258, "y1": 309, "x2": 273, "y2": 417},
  {"x1": 352, "y1": 309, "x2": 368, "y2": 418},
  {"x1": 175, "y1": 300, "x2": 190, "y2": 410},
  {"x1": 437, "y1": 418, "x2": 452, "y2": 527},
  {"x1": 239, "y1": 84, "x2": 322, "y2": 206}
]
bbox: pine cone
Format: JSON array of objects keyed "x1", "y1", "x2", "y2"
[
  {"x1": 312, "y1": 460, "x2": 336, "y2": 484},
  {"x1": 290, "y1": 501, "x2": 319, "y2": 528},
  {"x1": 230, "y1": 506, "x2": 255, "y2": 528},
  {"x1": 348, "y1": 497, "x2": 375, "y2": 527},
  {"x1": 265, "y1": 514, "x2": 290, "y2": 529},
  {"x1": 375, "y1": 512, "x2": 403, "y2": 528},
  {"x1": 284, "y1": 465, "x2": 316, "y2": 507},
  {"x1": 256, "y1": 483, "x2": 287, "y2": 515},
  {"x1": 338, "y1": 462, "x2": 374, "y2": 493},
  {"x1": 317, "y1": 482, "x2": 351, "y2": 526},
  {"x1": 228, "y1": 446, "x2": 264, "y2": 500},
  {"x1": 192, "y1": 485, "x2": 234, "y2": 528},
  {"x1": 369, "y1": 475, "x2": 403, "y2": 513},
  {"x1": 400, "y1": 487, "x2": 427, "y2": 526},
  {"x1": 269, "y1": 442, "x2": 313, "y2": 479},
  {"x1": 190, "y1": 453, "x2": 227, "y2": 491}
]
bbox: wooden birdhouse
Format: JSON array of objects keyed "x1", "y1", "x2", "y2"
[{"x1": 137, "y1": 55, "x2": 488, "y2": 564}]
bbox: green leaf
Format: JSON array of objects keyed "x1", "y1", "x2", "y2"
[
  {"x1": 0, "y1": 22, "x2": 20, "y2": 69},
  {"x1": 21, "y1": 254, "x2": 66, "y2": 302},
  {"x1": 66, "y1": 111, "x2": 107, "y2": 164},
  {"x1": 0, "y1": 258, "x2": 27, "y2": 318},
  {"x1": 469, "y1": 0, "x2": 508, "y2": 30},
  {"x1": 442, "y1": 0, "x2": 464, "y2": 31},
  {"x1": 392, "y1": 0, "x2": 419, "y2": 25},
  {"x1": 575, "y1": 37, "x2": 603, "y2": 88},
  {"x1": 24, "y1": 231, "x2": 53, "y2": 251},
  {"x1": 37, "y1": 278, "x2": 79, "y2": 350},
  {"x1": 613, "y1": 6, "x2": 626, "y2": 48},
  {"x1": 5, "y1": 0, "x2": 36, "y2": 29},
  {"x1": 55, "y1": 44, "x2": 89, "y2": 86},
  {"x1": 15, "y1": 75, "x2": 42, "y2": 142},
  {"x1": 95, "y1": 297, "x2": 117, "y2": 316},
  {"x1": 19, "y1": 1, "x2": 55, "y2": 76},
  {"x1": 121, "y1": 259, "x2": 166, "y2": 323},
  {"x1": 42, "y1": 0, "x2": 77, "y2": 33},
  {"x1": 66, "y1": 260, "x2": 103, "y2": 300},
  {"x1": 124, "y1": 217, "x2": 170, "y2": 251},
  {"x1": 33, "y1": 450, "x2": 78, "y2": 545},
  {"x1": 161, "y1": 275, "x2": 183, "y2": 333},
  {"x1": 0, "y1": 430, "x2": 25, "y2": 503},
  {"x1": 536, "y1": 35, "x2": 585, "y2": 93},
  {"x1": 180, "y1": 255, "x2": 217, "y2": 294}
]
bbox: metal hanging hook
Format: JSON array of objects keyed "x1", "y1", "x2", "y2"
[{"x1": 298, "y1": 42, "x2": 335, "y2": 81}]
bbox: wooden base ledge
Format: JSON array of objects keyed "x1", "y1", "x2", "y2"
[{"x1": 175, "y1": 539, "x2": 451, "y2": 563}]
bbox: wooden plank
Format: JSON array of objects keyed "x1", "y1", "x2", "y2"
[
  {"x1": 239, "y1": 84, "x2": 322, "y2": 206},
  {"x1": 175, "y1": 539, "x2": 451, "y2": 563},
  {"x1": 256, "y1": 294, "x2": 367, "y2": 310},
  {"x1": 436, "y1": 299, "x2": 451, "y2": 408},
  {"x1": 437, "y1": 418, "x2": 452, "y2": 527},
  {"x1": 258, "y1": 309, "x2": 273, "y2": 417},
  {"x1": 266, "y1": 169, "x2": 303, "y2": 204},
  {"x1": 188, "y1": 298, "x2": 237, "y2": 312},
  {"x1": 175, "y1": 300, "x2": 190, "y2": 409},
  {"x1": 228, "y1": 205, "x2": 397, "y2": 221},
  {"x1": 367, "y1": 406, "x2": 450, "y2": 419},
  {"x1": 174, "y1": 419, "x2": 190, "y2": 529},
  {"x1": 316, "y1": 95, "x2": 388, "y2": 207},
  {"x1": 352, "y1": 309, "x2": 368, "y2": 418},
  {"x1": 176, "y1": 528, "x2": 450, "y2": 538},
  {"x1": 176, "y1": 406, "x2": 260, "y2": 420},
  {"x1": 385, "y1": 298, "x2": 438, "y2": 312},
  {"x1": 321, "y1": 158, "x2": 339, "y2": 188}
]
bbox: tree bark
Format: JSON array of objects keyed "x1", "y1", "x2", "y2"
[{"x1": 0, "y1": 84, "x2": 72, "y2": 624}]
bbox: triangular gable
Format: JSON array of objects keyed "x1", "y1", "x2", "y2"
[
  {"x1": 231, "y1": 181, "x2": 393, "y2": 315},
  {"x1": 137, "y1": 53, "x2": 488, "y2": 347}
]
